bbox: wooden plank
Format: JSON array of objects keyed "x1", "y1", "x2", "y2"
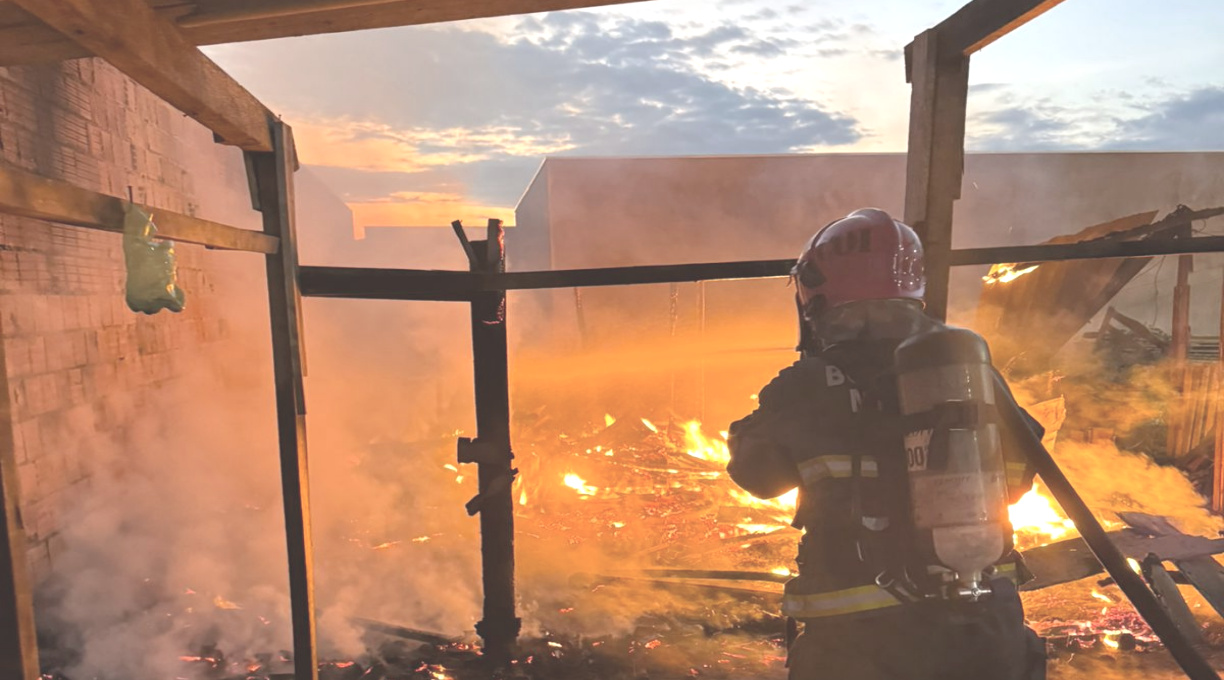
[
  {"x1": 904, "y1": 0, "x2": 1066, "y2": 80},
  {"x1": 0, "y1": 318, "x2": 38, "y2": 678},
  {"x1": 903, "y1": 29, "x2": 969, "y2": 321},
  {"x1": 0, "y1": 0, "x2": 648, "y2": 65},
  {"x1": 1144, "y1": 556, "x2": 1208, "y2": 648},
  {"x1": 0, "y1": 164, "x2": 278, "y2": 253},
  {"x1": 247, "y1": 122, "x2": 318, "y2": 680},
  {"x1": 9, "y1": 0, "x2": 274, "y2": 150},
  {"x1": 1177, "y1": 557, "x2": 1224, "y2": 621}
]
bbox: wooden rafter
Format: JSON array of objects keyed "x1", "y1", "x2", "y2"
[
  {"x1": 0, "y1": 0, "x2": 649, "y2": 66},
  {"x1": 8, "y1": 0, "x2": 275, "y2": 151},
  {"x1": 0, "y1": 164, "x2": 279, "y2": 253},
  {"x1": 904, "y1": 0, "x2": 1065, "y2": 81}
]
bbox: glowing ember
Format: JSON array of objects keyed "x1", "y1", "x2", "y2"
[
  {"x1": 411, "y1": 535, "x2": 431, "y2": 543},
  {"x1": 605, "y1": 413, "x2": 617, "y2": 427},
  {"x1": 983, "y1": 262, "x2": 1039, "y2": 284},
  {"x1": 371, "y1": 541, "x2": 400, "y2": 550},
  {"x1": 563, "y1": 473, "x2": 598, "y2": 496},
  {"x1": 1128, "y1": 557, "x2": 1142, "y2": 574},
  {"x1": 212, "y1": 595, "x2": 241, "y2": 610},
  {"x1": 770, "y1": 566, "x2": 792, "y2": 576},
  {"x1": 1091, "y1": 589, "x2": 1113, "y2": 604},
  {"x1": 641, "y1": 418, "x2": 659, "y2": 433}
]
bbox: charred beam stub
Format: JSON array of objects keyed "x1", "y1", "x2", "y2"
[{"x1": 455, "y1": 219, "x2": 521, "y2": 666}]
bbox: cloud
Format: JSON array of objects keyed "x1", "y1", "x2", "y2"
[
  {"x1": 967, "y1": 85, "x2": 1224, "y2": 152},
  {"x1": 1107, "y1": 86, "x2": 1224, "y2": 150},
  {"x1": 209, "y1": 11, "x2": 862, "y2": 219}
]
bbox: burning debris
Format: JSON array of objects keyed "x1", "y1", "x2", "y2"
[{"x1": 37, "y1": 389, "x2": 1224, "y2": 680}]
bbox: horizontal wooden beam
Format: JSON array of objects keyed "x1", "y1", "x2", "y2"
[
  {"x1": 9, "y1": 0, "x2": 275, "y2": 151},
  {"x1": 0, "y1": 164, "x2": 279, "y2": 253},
  {"x1": 951, "y1": 236, "x2": 1224, "y2": 266},
  {"x1": 904, "y1": 0, "x2": 1065, "y2": 80},
  {"x1": 0, "y1": 0, "x2": 649, "y2": 65},
  {"x1": 298, "y1": 260, "x2": 796, "y2": 300},
  {"x1": 300, "y1": 230, "x2": 1224, "y2": 302}
]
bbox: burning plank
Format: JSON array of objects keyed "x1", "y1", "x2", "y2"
[
  {"x1": 975, "y1": 207, "x2": 1222, "y2": 374},
  {"x1": 1020, "y1": 513, "x2": 1224, "y2": 594}
]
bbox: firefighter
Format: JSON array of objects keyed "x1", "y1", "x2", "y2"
[{"x1": 727, "y1": 208, "x2": 1048, "y2": 680}]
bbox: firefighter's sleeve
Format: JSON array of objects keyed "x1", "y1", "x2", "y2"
[
  {"x1": 725, "y1": 362, "x2": 812, "y2": 500},
  {"x1": 993, "y1": 369, "x2": 1045, "y2": 504}
]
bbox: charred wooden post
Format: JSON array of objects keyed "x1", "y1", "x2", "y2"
[
  {"x1": 0, "y1": 361, "x2": 37, "y2": 679},
  {"x1": 1173, "y1": 255, "x2": 1194, "y2": 362},
  {"x1": 903, "y1": 29, "x2": 969, "y2": 322},
  {"x1": 1216, "y1": 267, "x2": 1224, "y2": 513},
  {"x1": 455, "y1": 218, "x2": 520, "y2": 666},
  {"x1": 247, "y1": 121, "x2": 319, "y2": 680}
]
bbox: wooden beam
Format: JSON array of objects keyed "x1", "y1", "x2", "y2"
[
  {"x1": 297, "y1": 226, "x2": 1224, "y2": 301},
  {"x1": 464, "y1": 220, "x2": 521, "y2": 665},
  {"x1": 0, "y1": 335, "x2": 38, "y2": 679},
  {"x1": 903, "y1": 29, "x2": 969, "y2": 321},
  {"x1": 247, "y1": 122, "x2": 318, "y2": 680},
  {"x1": 0, "y1": 164, "x2": 279, "y2": 254},
  {"x1": 0, "y1": 0, "x2": 649, "y2": 65},
  {"x1": 8, "y1": 0, "x2": 274, "y2": 151},
  {"x1": 904, "y1": 0, "x2": 1066, "y2": 80}
]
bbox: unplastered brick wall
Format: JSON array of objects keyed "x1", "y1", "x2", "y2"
[{"x1": 0, "y1": 59, "x2": 266, "y2": 580}]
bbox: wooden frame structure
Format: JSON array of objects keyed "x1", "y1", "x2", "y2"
[{"x1": 2, "y1": 1, "x2": 1224, "y2": 679}]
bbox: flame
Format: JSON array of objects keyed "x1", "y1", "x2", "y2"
[
  {"x1": 564, "y1": 473, "x2": 597, "y2": 496},
  {"x1": 682, "y1": 421, "x2": 730, "y2": 466},
  {"x1": 1102, "y1": 633, "x2": 1120, "y2": 650},
  {"x1": 1008, "y1": 486, "x2": 1076, "y2": 548},
  {"x1": 641, "y1": 418, "x2": 659, "y2": 433},
  {"x1": 983, "y1": 263, "x2": 1039, "y2": 284},
  {"x1": 213, "y1": 595, "x2": 241, "y2": 610},
  {"x1": 1128, "y1": 557, "x2": 1142, "y2": 574},
  {"x1": 605, "y1": 414, "x2": 616, "y2": 427},
  {"x1": 770, "y1": 566, "x2": 792, "y2": 576},
  {"x1": 1091, "y1": 589, "x2": 1113, "y2": 604}
]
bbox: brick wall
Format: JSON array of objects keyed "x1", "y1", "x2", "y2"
[{"x1": 0, "y1": 59, "x2": 264, "y2": 580}]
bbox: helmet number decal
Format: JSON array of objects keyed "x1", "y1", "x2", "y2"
[{"x1": 905, "y1": 429, "x2": 932, "y2": 472}]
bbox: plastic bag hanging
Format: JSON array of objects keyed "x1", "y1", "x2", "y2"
[{"x1": 122, "y1": 202, "x2": 186, "y2": 314}]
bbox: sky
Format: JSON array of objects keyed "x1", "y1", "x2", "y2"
[{"x1": 203, "y1": 0, "x2": 1224, "y2": 232}]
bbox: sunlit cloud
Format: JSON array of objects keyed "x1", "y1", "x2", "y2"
[
  {"x1": 350, "y1": 190, "x2": 515, "y2": 235},
  {"x1": 293, "y1": 117, "x2": 576, "y2": 174}
]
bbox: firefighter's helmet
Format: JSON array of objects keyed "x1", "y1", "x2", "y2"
[{"x1": 792, "y1": 208, "x2": 925, "y2": 321}]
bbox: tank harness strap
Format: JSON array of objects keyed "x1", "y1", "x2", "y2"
[{"x1": 902, "y1": 401, "x2": 1001, "y2": 470}]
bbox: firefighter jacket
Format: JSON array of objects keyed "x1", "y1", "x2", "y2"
[{"x1": 726, "y1": 335, "x2": 1044, "y2": 622}]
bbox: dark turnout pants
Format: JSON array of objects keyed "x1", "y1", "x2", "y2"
[{"x1": 788, "y1": 581, "x2": 1046, "y2": 680}]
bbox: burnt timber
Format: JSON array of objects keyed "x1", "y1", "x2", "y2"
[{"x1": 297, "y1": 206, "x2": 1224, "y2": 301}]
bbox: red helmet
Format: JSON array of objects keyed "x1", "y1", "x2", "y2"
[{"x1": 792, "y1": 208, "x2": 925, "y2": 320}]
